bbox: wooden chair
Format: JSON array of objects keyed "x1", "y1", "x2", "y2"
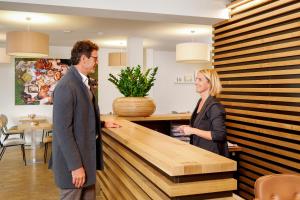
[
  {"x1": 42, "y1": 130, "x2": 52, "y2": 163},
  {"x1": 0, "y1": 114, "x2": 26, "y2": 165}
]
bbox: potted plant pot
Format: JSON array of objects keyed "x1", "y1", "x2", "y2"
[
  {"x1": 108, "y1": 65, "x2": 158, "y2": 117},
  {"x1": 113, "y1": 97, "x2": 156, "y2": 117}
]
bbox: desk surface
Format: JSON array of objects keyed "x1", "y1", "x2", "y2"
[
  {"x1": 100, "y1": 117, "x2": 238, "y2": 198},
  {"x1": 19, "y1": 117, "x2": 48, "y2": 123},
  {"x1": 103, "y1": 118, "x2": 237, "y2": 176},
  {"x1": 101, "y1": 113, "x2": 191, "y2": 121},
  {"x1": 103, "y1": 114, "x2": 242, "y2": 153},
  {"x1": 18, "y1": 122, "x2": 52, "y2": 130}
]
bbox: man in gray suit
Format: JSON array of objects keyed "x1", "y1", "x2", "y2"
[{"x1": 50, "y1": 40, "x2": 119, "y2": 200}]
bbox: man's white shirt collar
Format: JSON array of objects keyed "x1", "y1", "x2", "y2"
[{"x1": 78, "y1": 70, "x2": 90, "y2": 89}]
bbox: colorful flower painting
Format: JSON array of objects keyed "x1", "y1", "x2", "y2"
[{"x1": 15, "y1": 58, "x2": 98, "y2": 105}]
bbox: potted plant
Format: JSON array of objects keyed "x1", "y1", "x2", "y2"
[{"x1": 108, "y1": 65, "x2": 158, "y2": 117}]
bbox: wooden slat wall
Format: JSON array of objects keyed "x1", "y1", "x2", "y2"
[{"x1": 213, "y1": 0, "x2": 300, "y2": 199}]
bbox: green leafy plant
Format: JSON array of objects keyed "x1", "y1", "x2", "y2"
[{"x1": 108, "y1": 65, "x2": 158, "y2": 97}]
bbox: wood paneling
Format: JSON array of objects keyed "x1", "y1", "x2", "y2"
[
  {"x1": 215, "y1": 0, "x2": 296, "y2": 28},
  {"x1": 227, "y1": 115, "x2": 300, "y2": 131},
  {"x1": 213, "y1": 1, "x2": 300, "y2": 199},
  {"x1": 214, "y1": 41, "x2": 300, "y2": 59},
  {"x1": 215, "y1": 1, "x2": 300, "y2": 33},
  {"x1": 214, "y1": 50, "x2": 300, "y2": 65},
  {"x1": 214, "y1": 22, "x2": 300, "y2": 47},
  {"x1": 225, "y1": 122, "x2": 300, "y2": 141},
  {"x1": 213, "y1": 31, "x2": 300, "y2": 53},
  {"x1": 214, "y1": 12, "x2": 300, "y2": 41},
  {"x1": 218, "y1": 94, "x2": 300, "y2": 103},
  {"x1": 219, "y1": 69, "x2": 300, "y2": 78},
  {"x1": 98, "y1": 130, "x2": 237, "y2": 199},
  {"x1": 215, "y1": 60, "x2": 300, "y2": 72},
  {"x1": 102, "y1": 119, "x2": 236, "y2": 176}
]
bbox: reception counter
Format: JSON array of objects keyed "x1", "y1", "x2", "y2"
[{"x1": 98, "y1": 114, "x2": 237, "y2": 199}]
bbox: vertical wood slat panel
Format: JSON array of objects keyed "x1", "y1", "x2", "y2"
[{"x1": 213, "y1": 1, "x2": 300, "y2": 199}]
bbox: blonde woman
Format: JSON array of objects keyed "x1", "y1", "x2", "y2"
[{"x1": 177, "y1": 69, "x2": 229, "y2": 157}]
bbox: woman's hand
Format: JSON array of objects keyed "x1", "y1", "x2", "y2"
[{"x1": 177, "y1": 125, "x2": 193, "y2": 136}]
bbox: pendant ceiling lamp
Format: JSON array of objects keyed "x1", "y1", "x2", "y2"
[
  {"x1": 108, "y1": 41, "x2": 127, "y2": 66},
  {"x1": 109, "y1": 52, "x2": 127, "y2": 66},
  {"x1": 176, "y1": 42, "x2": 210, "y2": 64},
  {"x1": 6, "y1": 17, "x2": 49, "y2": 57},
  {"x1": 176, "y1": 30, "x2": 210, "y2": 64},
  {"x1": 6, "y1": 31, "x2": 49, "y2": 57}
]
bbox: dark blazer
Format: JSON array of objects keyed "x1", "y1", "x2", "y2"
[
  {"x1": 190, "y1": 96, "x2": 229, "y2": 157},
  {"x1": 49, "y1": 66, "x2": 104, "y2": 189}
]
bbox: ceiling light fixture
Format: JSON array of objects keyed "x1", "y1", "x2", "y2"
[
  {"x1": 109, "y1": 42, "x2": 127, "y2": 67},
  {"x1": 6, "y1": 17, "x2": 49, "y2": 57},
  {"x1": 4, "y1": 11, "x2": 53, "y2": 24},
  {"x1": 176, "y1": 30, "x2": 210, "y2": 64}
]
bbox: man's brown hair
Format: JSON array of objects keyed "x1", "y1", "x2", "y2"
[{"x1": 71, "y1": 40, "x2": 99, "y2": 65}]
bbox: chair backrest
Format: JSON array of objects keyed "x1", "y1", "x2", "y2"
[
  {"x1": 0, "y1": 116, "x2": 3, "y2": 127},
  {"x1": 0, "y1": 114, "x2": 8, "y2": 131},
  {"x1": 0, "y1": 115, "x2": 6, "y2": 145},
  {"x1": 254, "y1": 174, "x2": 300, "y2": 200}
]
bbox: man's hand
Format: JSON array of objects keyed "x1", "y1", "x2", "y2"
[
  {"x1": 71, "y1": 167, "x2": 85, "y2": 188},
  {"x1": 104, "y1": 120, "x2": 121, "y2": 128}
]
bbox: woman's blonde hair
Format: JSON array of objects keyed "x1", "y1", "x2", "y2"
[{"x1": 198, "y1": 68, "x2": 222, "y2": 96}]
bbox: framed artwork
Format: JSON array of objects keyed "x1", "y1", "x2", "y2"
[{"x1": 15, "y1": 58, "x2": 98, "y2": 105}]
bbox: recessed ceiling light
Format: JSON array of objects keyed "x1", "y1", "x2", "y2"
[
  {"x1": 99, "y1": 40, "x2": 127, "y2": 47},
  {"x1": 4, "y1": 11, "x2": 54, "y2": 24},
  {"x1": 63, "y1": 30, "x2": 72, "y2": 33},
  {"x1": 176, "y1": 27, "x2": 212, "y2": 35}
]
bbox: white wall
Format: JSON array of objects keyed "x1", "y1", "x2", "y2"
[
  {"x1": 152, "y1": 50, "x2": 200, "y2": 114},
  {"x1": 98, "y1": 48, "x2": 125, "y2": 114},
  {"x1": 98, "y1": 48, "x2": 203, "y2": 115},
  {"x1": 0, "y1": 46, "x2": 202, "y2": 126},
  {"x1": 0, "y1": 46, "x2": 71, "y2": 126}
]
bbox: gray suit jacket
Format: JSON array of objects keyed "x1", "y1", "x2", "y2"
[
  {"x1": 49, "y1": 66, "x2": 104, "y2": 189},
  {"x1": 190, "y1": 96, "x2": 229, "y2": 157}
]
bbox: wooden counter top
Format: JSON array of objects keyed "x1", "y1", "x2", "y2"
[
  {"x1": 103, "y1": 118, "x2": 236, "y2": 176},
  {"x1": 101, "y1": 113, "x2": 191, "y2": 121},
  {"x1": 99, "y1": 115, "x2": 237, "y2": 199}
]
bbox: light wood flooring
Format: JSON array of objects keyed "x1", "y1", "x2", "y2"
[{"x1": 0, "y1": 146, "x2": 103, "y2": 200}]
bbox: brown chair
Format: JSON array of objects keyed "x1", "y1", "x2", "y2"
[
  {"x1": 42, "y1": 130, "x2": 52, "y2": 163},
  {"x1": 254, "y1": 174, "x2": 300, "y2": 200}
]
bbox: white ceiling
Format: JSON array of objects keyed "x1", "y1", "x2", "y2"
[{"x1": 0, "y1": 1, "x2": 228, "y2": 51}]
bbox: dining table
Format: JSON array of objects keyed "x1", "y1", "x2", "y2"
[{"x1": 18, "y1": 117, "x2": 52, "y2": 164}]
